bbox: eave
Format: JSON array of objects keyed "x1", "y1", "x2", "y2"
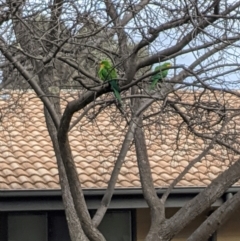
[{"x1": 0, "y1": 187, "x2": 239, "y2": 211}]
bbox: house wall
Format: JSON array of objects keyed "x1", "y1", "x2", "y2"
[
  {"x1": 217, "y1": 207, "x2": 240, "y2": 241},
  {"x1": 136, "y1": 208, "x2": 240, "y2": 241}
]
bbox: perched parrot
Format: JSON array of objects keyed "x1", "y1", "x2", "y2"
[
  {"x1": 149, "y1": 62, "x2": 172, "y2": 90},
  {"x1": 98, "y1": 60, "x2": 122, "y2": 104}
]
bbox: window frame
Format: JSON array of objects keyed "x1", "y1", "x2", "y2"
[{"x1": 0, "y1": 209, "x2": 136, "y2": 241}]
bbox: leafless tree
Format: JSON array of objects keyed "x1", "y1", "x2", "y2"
[{"x1": 1, "y1": 0, "x2": 240, "y2": 240}]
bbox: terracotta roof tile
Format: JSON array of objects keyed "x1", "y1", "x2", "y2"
[
  {"x1": 9, "y1": 183, "x2": 24, "y2": 189},
  {"x1": 0, "y1": 90, "x2": 239, "y2": 190}
]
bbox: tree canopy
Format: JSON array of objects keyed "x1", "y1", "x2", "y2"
[{"x1": 1, "y1": 0, "x2": 240, "y2": 240}]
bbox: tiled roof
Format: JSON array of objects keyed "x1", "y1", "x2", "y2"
[{"x1": 0, "y1": 90, "x2": 239, "y2": 190}]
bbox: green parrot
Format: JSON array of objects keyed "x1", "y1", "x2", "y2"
[
  {"x1": 150, "y1": 62, "x2": 172, "y2": 90},
  {"x1": 98, "y1": 60, "x2": 122, "y2": 104}
]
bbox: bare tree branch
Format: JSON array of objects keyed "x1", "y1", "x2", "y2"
[
  {"x1": 0, "y1": 40, "x2": 60, "y2": 127},
  {"x1": 187, "y1": 191, "x2": 240, "y2": 241},
  {"x1": 165, "y1": 157, "x2": 240, "y2": 239},
  {"x1": 136, "y1": 1, "x2": 240, "y2": 69}
]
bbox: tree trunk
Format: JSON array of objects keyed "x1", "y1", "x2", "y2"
[{"x1": 44, "y1": 108, "x2": 88, "y2": 241}]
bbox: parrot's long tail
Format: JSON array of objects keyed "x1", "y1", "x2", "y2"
[
  {"x1": 110, "y1": 80, "x2": 122, "y2": 105},
  {"x1": 113, "y1": 89, "x2": 122, "y2": 104}
]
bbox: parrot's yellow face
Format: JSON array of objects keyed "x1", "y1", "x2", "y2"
[
  {"x1": 99, "y1": 61, "x2": 105, "y2": 69},
  {"x1": 167, "y1": 63, "x2": 171, "y2": 67}
]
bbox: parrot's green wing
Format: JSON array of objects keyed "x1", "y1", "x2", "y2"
[
  {"x1": 150, "y1": 66, "x2": 161, "y2": 90},
  {"x1": 107, "y1": 66, "x2": 117, "y2": 80},
  {"x1": 149, "y1": 62, "x2": 171, "y2": 90},
  {"x1": 98, "y1": 60, "x2": 117, "y2": 80},
  {"x1": 98, "y1": 60, "x2": 122, "y2": 105},
  {"x1": 98, "y1": 67, "x2": 109, "y2": 81}
]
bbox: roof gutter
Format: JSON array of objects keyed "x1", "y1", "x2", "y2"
[
  {"x1": 1, "y1": 187, "x2": 239, "y2": 210},
  {"x1": 0, "y1": 187, "x2": 239, "y2": 197}
]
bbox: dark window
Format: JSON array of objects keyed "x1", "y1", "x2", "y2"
[
  {"x1": 0, "y1": 213, "x2": 7, "y2": 241},
  {"x1": 98, "y1": 211, "x2": 132, "y2": 241},
  {"x1": 0, "y1": 210, "x2": 134, "y2": 241},
  {"x1": 48, "y1": 212, "x2": 71, "y2": 241},
  {"x1": 8, "y1": 213, "x2": 47, "y2": 241},
  {"x1": 89, "y1": 210, "x2": 134, "y2": 241}
]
